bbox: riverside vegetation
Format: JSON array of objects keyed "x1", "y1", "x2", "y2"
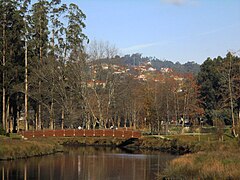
[{"x1": 157, "y1": 129, "x2": 240, "y2": 179}]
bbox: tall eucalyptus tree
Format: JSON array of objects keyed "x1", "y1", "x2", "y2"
[
  {"x1": 47, "y1": 0, "x2": 67, "y2": 129},
  {"x1": 30, "y1": 0, "x2": 49, "y2": 129},
  {"x1": 0, "y1": 0, "x2": 27, "y2": 132}
]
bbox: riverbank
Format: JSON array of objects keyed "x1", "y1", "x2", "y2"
[
  {"x1": 156, "y1": 134, "x2": 240, "y2": 179},
  {"x1": 0, "y1": 135, "x2": 128, "y2": 160},
  {"x1": 0, "y1": 135, "x2": 62, "y2": 160},
  {"x1": 1, "y1": 133, "x2": 240, "y2": 179},
  {"x1": 159, "y1": 148, "x2": 240, "y2": 179},
  {"x1": 56, "y1": 134, "x2": 240, "y2": 179},
  {"x1": 0, "y1": 134, "x2": 190, "y2": 160}
]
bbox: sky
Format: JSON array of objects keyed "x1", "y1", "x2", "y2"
[{"x1": 62, "y1": 0, "x2": 240, "y2": 64}]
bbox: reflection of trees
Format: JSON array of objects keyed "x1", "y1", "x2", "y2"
[{"x1": 0, "y1": 147, "x2": 175, "y2": 180}]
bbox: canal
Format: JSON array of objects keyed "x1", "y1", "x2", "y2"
[{"x1": 0, "y1": 147, "x2": 175, "y2": 180}]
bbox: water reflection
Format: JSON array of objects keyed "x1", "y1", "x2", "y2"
[{"x1": 0, "y1": 147, "x2": 175, "y2": 180}]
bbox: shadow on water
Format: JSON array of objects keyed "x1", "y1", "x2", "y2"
[{"x1": 0, "y1": 146, "x2": 176, "y2": 180}]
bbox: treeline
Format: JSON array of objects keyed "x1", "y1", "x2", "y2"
[
  {"x1": 152, "y1": 59, "x2": 200, "y2": 74},
  {"x1": 0, "y1": 0, "x2": 88, "y2": 132},
  {"x1": 0, "y1": 0, "x2": 201, "y2": 134},
  {"x1": 0, "y1": 1, "x2": 239, "y2": 135},
  {"x1": 109, "y1": 53, "x2": 200, "y2": 74}
]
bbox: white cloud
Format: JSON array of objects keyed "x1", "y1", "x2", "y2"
[
  {"x1": 161, "y1": 0, "x2": 199, "y2": 6},
  {"x1": 121, "y1": 42, "x2": 158, "y2": 52},
  {"x1": 161, "y1": 0, "x2": 186, "y2": 6}
]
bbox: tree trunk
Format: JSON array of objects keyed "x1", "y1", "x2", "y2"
[
  {"x1": 61, "y1": 109, "x2": 64, "y2": 129},
  {"x1": 117, "y1": 115, "x2": 120, "y2": 128},
  {"x1": 228, "y1": 57, "x2": 237, "y2": 137},
  {"x1": 38, "y1": 103, "x2": 42, "y2": 129},
  {"x1": 49, "y1": 101, "x2": 54, "y2": 130},
  {"x1": 35, "y1": 110, "x2": 38, "y2": 130},
  {"x1": 2, "y1": 15, "x2": 6, "y2": 131},
  {"x1": 133, "y1": 108, "x2": 136, "y2": 130},
  {"x1": 25, "y1": 33, "x2": 28, "y2": 131},
  {"x1": 2, "y1": 88, "x2": 6, "y2": 131},
  {"x1": 6, "y1": 97, "x2": 10, "y2": 133}
]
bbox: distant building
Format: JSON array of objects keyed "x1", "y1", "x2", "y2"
[{"x1": 160, "y1": 68, "x2": 173, "y2": 73}]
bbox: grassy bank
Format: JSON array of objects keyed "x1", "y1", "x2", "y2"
[
  {"x1": 0, "y1": 135, "x2": 127, "y2": 160},
  {"x1": 0, "y1": 134, "x2": 221, "y2": 160},
  {"x1": 56, "y1": 136, "x2": 125, "y2": 147},
  {"x1": 160, "y1": 151, "x2": 240, "y2": 179},
  {"x1": 0, "y1": 135, "x2": 62, "y2": 160},
  {"x1": 156, "y1": 134, "x2": 240, "y2": 179}
]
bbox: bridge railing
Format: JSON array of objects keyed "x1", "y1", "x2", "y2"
[{"x1": 19, "y1": 129, "x2": 141, "y2": 139}]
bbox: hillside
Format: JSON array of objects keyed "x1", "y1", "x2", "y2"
[{"x1": 98, "y1": 53, "x2": 200, "y2": 74}]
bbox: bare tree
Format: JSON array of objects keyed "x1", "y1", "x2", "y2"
[{"x1": 86, "y1": 39, "x2": 118, "y2": 61}]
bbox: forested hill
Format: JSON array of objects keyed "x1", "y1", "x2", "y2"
[
  {"x1": 151, "y1": 59, "x2": 200, "y2": 74},
  {"x1": 102, "y1": 53, "x2": 200, "y2": 74},
  {"x1": 123, "y1": 53, "x2": 200, "y2": 74}
]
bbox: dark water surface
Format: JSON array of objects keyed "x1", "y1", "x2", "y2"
[{"x1": 0, "y1": 147, "x2": 175, "y2": 180}]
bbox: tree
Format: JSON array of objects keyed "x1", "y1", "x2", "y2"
[
  {"x1": 22, "y1": 0, "x2": 31, "y2": 132},
  {"x1": 82, "y1": 40, "x2": 119, "y2": 128},
  {"x1": 219, "y1": 52, "x2": 240, "y2": 137},
  {"x1": 0, "y1": 0, "x2": 27, "y2": 132},
  {"x1": 197, "y1": 57, "x2": 222, "y2": 124},
  {"x1": 27, "y1": 2, "x2": 88, "y2": 130},
  {"x1": 65, "y1": 3, "x2": 88, "y2": 61},
  {"x1": 29, "y1": 0, "x2": 49, "y2": 130},
  {"x1": 86, "y1": 39, "x2": 118, "y2": 61},
  {"x1": 198, "y1": 53, "x2": 240, "y2": 137}
]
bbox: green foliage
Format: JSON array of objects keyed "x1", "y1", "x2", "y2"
[
  {"x1": 0, "y1": 0, "x2": 89, "y2": 131},
  {"x1": 197, "y1": 54, "x2": 240, "y2": 125}
]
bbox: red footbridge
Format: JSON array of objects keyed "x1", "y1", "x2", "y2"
[{"x1": 19, "y1": 129, "x2": 141, "y2": 139}]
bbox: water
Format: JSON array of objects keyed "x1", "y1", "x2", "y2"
[{"x1": 0, "y1": 147, "x2": 175, "y2": 180}]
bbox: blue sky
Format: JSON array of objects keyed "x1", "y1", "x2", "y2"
[{"x1": 63, "y1": 0, "x2": 240, "y2": 64}]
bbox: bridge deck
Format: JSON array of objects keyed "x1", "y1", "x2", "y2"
[{"x1": 19, "y1": 129, "x2": 141, "y2": 139}]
